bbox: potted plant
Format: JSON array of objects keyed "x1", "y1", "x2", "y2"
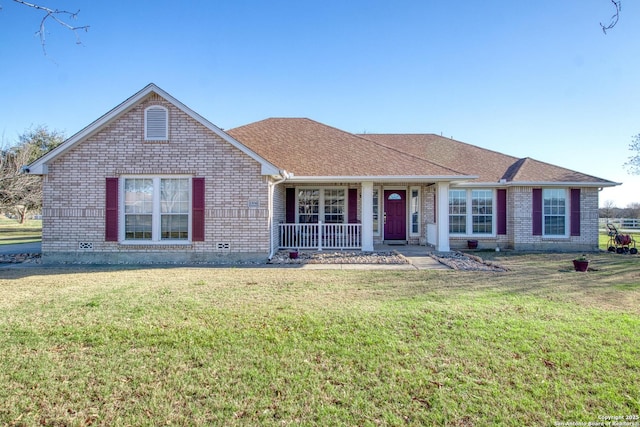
[
  {"x1": 467, "y1": 239, "x2": 478, "y2": 250},
  {"x1": 289, "y1": 249, "x2": 299, "y2": 259},
  {"x1": 572, "y1": 255, "x2": 589, "y2": 272}
]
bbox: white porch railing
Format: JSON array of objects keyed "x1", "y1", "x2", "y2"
[{"x1": 279, "y1": 223, "x2": 362, "y2": 250}]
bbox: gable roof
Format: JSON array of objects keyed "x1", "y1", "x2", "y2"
[
  {"x1": 227, "y1": 118, "x2": 475, "y2": 182},
  {"x1": 27, "y1": 83, "x2": 280, "y2": 176},
  {"x1": 361, "y1": 133, "x2": 618, "y2": 187}
]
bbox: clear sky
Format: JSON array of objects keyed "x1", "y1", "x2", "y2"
[{"x1": 1, "y1": 0, "x2": 638, "y2": 207}]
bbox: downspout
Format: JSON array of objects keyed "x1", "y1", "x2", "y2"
[{"x1": 268, "y1": 170, "x2": 290, "y2": 260}]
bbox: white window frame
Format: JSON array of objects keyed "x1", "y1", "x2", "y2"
[
  {"x1": 542, "y1": 188, "x2": 568, "y2": 237},
  {"x1": 144, "y1": 106, "x2": 169, "y2": 141},
  {"x1": 410, "y1": 186, "x2": 421, "y2": 237},
  {"x1": 120, "y1": 176, "x2": 191, "y2": 244},
  {"x1": 296, "y1": 186, "x2": 348, "y2": 224},
  {"x1": 448, "y1": 188, "x2": 496, "y2": 237}
]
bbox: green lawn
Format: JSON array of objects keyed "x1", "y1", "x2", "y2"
[
  {"x1": 1, "y1": 253, "x2": 638, "y2": 426},
  {"x1": 0, "y1": 217, "x2": 42, "y2": 245}
]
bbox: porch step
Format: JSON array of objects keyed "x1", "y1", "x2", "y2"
[{"x1": 384, "y1": 240, "x2": 407, "y2": 245}]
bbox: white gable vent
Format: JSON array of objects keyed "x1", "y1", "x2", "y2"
[{"x1": 145, "y1": 106, "x2": 168, "y2": 140}]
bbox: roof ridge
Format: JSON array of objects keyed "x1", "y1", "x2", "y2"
[
  {"x1": 236, "y1": 118, "x2": 471, "y2": 177},
  {"x1": 361, "y1": 133, "x2": 521, "y2": 163},
  {"x1": 308, "y1": 122, "x2": 471, "y2": 176},
  {"x1": 513, "y1": 156, "x2": 615, "y2": 183},
  {"x1": 358, "y1": 134, "x2": 473, "y2": 176},
  {"x1": 502, "y1": 157, "x2": 529, "y2": 181}
]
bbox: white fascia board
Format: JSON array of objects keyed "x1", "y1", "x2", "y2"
[
  {"x1": 27, "y1": 83, "x2": 280, "y2": 176},
  {"x1": 286, "y1": 175, "x2": 478, "y2": 184},
  {"x1": 504, "y1": 181, "x2": 621, "y2": 188},
  {"x1": 451, "y1": 181, "x2": 621, "y2": 188}
]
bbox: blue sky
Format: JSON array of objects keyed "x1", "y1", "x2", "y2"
[{"x1": 1, "y1": 0, "x2": 638, "y2": 207}]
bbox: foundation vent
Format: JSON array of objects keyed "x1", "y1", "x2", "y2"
[
  {"x1": 78, "y1": 242, "x2": 93, "y2": 250},
  {"x1": 216, "y1": 242, "x2": 230, "y2": 251}
]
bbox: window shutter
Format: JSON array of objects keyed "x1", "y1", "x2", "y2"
[
  {"x1": 285, "y1": 188, "x2": 296, "y2": 223},
  {"x1": 348, "y1": 188, "x2": 358, "y2": 223},
  {"x1": 105, "y1": 178, "x2": 119, "y2": 242},
  {"x1": 145, "y1": 106, "x2": 168, "y2": 140},
  {"x1": 497, "y1": 189, "x2": 507, "y2": 235},
  {"x1": 570, "y1": 188, "x2": 581, "y2": 236},
  {"x1": 192, "y1": 178, "x2": 205, "y2": 241},
  {"x1": 532, "y1": 188, "x2": 542, "y2": 236}
]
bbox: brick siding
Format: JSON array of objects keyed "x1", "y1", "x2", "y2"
[{"x1": 42, "y1": 94, "x2": 271, "y2": 263}]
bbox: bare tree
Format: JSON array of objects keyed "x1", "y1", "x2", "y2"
[
  {"x1": 0, "y1": 126, "x2": 64, "y2": 223},
  {"x1": 600, "y1": 0, "x2": 622, "y2": 34},
  {"x1": 600, "y1": 199, "x2": 617, "y2": 220},
  {"x1": 624, "y1": 133, "x2": 640, "y2": 175},
  {"x1": 9, "y1": 0, "x2": 89, "y2": 54}
]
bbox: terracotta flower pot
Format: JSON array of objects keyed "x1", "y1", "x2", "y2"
[{"x1": 467, "y1": 240, "x2": 478, "y2": 250}]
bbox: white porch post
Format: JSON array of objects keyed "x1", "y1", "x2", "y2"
[
  {"x1": 436, "y1": 181, "x2": 451, "y2": 252},
  {"x1": 361, "y1": 181, "x2": 374, "y2": 252}
]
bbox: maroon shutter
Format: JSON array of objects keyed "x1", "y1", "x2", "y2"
[
  {"x1": 105, "y1": 178, "x2": 119, "y2": 242},
  {"x1": 192, "y1": 178, "x2": 205, "y2": 242},
  {"x1": 532, "y1": 188, "x2": 542, "y2": 236},
  {"x1": 286, "y1": 188, "x2": 296, "y2": 223},
  {"x1": 497, "y1": 189, "x2": 507, "y2": 235},
  {"x1": 570, "y1": 188, "x2": 581, "y2": 236},
  {"x1": 348, "y1": 188, "x2": 358, "y2": 223}
]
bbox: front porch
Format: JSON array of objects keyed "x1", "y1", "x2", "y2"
[{"x1": 276, "y1": 181, "x2": 452, "y2": 252}]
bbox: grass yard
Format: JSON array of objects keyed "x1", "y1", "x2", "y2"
[
  {"x1": 0, "y1": 217, "x2": 42, "y2": 245},
  {"x1": 1, "y1": 254, "x2": 639, "y2": 426}
]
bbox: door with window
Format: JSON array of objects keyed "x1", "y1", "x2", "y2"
[{"x1": 384, "y1": 190, "x2": 406, "y2": 240}]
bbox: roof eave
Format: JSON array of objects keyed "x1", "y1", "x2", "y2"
[
  {"x1": 503, "y1": 181, "x2": 621, "y2": 188},
  {"x1": 286, "y1": 175, "x2": 478, "y2": 184}
]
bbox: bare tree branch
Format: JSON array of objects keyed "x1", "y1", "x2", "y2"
[
  {"x1": 12, "y1": 0, "x2": 89, "y2": 54},
  {"x1": 600, "y1": 0, "x2": 621, "y2": 34}
]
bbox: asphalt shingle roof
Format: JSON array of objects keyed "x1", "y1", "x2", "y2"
[
  {"x1": 228, "y1": 118, "x2": 617, "y2": 185},
  {"x1": 227, "y1": 118, "x2": 466, "y2": 178}
]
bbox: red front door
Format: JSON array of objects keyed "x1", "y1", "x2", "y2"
[{"x1": 384, "y1": 190, "x2": 406, "y2": 240}]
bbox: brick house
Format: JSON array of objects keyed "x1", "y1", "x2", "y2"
[{"x1": 27, "y1": 84, "x2": 619, "y2": 263}]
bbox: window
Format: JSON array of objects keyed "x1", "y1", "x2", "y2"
[
  {"x1": 471, "y1": 190, "x2": 493, "y2": 234},
  {"x1": 298, "y1": 189, "x2": 319, "y2": 223},
  {"x1": 410, "y1": 187, "x2": 420, "y2": 235},
  {"x1": 324, "y1": 189, "x2": 345, "y2": 223},
  {"x1": 449, "y1": 189, "x2": 467, "y2": 234},
  {"x1": 449, "y1": 189, "x2": 494, "y2": 235},
  {"x1": 372, "y1": 188, "x2": 380, "y2": 234},
  {"x1": 543, "y1": 188, "x2": 566, "y2": 236},
  {"x1": 297, "y1": 188, "x2": 346, "y2": 224},
  {"x1": 123, "y1": 177, "x2": 190, "y2": 242},
  {"x1": 145, "y1": 106, "x2": 168, "y2": 140}
]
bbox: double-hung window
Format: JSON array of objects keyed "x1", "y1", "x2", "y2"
[
  {"x1": 449, "y1": 189, "x2": 494, "y2": 235},
  {"x1": 543, "y1": 188, "x2": 566, "y2": 236},
  {"x1": 471, "y1": 190, "x2": 493, "y2": 233},
  {"x1": 449, "y1": 189, "x2": 467, "y2": 233},
  {"x1": 123, "y1": 177, "x2": 190, "y2": 242},
  {"x1": 297, "y1": 188, "x2": 346, "y2": 224}
]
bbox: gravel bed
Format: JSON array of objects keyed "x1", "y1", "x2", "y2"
[
  {"x1": 269, "y1": 250, "x2": 409, "y2": 265},
  {"x1": 0, "y1": 253, "x2": 42, "y2": 264},
  {"x1": 430, "y1": 251, "x2": 508, "y2": 271}
]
